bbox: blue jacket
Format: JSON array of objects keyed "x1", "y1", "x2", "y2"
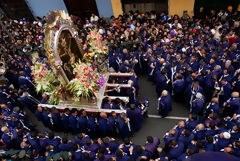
[
  {"x1": 178, "y1": 133, "x2": 194, "y2": 147},
  {"x1": 220, "y1": 82, "x2": 232, "y2": 102},
  {"x1": 215, "y1": 136, "x2": 231, "y2": 150},
  {"x1": 193, "y1": 129, "x2": 205, "y2": 140},
  {"x1": 27, "y1": 136, "x2": 41, "y2": 151},
  {"x1": 226, "y1": 98, "x2": 240, "y2": 114},
  {"x1": 77, "y1": 116, "x2": 88, "y2": 132},
  {"x1": 116, "y1": 116, "x2": 132, "y2": 138},
  {"x1": 88, "y1": 117, "x2": 98, "y2": 136},
  {"x1": 186, "y1": 116, "x2": 199, "y2": 131},
  {"x1": 52, "y1": 112, "x2": 60, "y2": 127},
  {"x1": 68, "y1": 114, "x2": 77, "y2": 130},
  {"x1": 158, "y1": 94, "x2": 171, "y2": 116},
  {"x1": 116, "y1": 155, "x2": 130, "y2": 161},
  {"x1": 205, "y1": 103, "x2": 219, "y2": 117},
  {"x1": 72, "y1": 150, "x2": 83, "y2": 161},
  {"x1": 61, "y1": 114, "x2": 69, "y2": 130},
  {"x1": 155, "y1": 73, "x2": 168, "y2": 95},
  {"x1": 74, "y1": 135, "x2": 90, "y2": 146},
  {"x1": 191, "y1": 99, "x2": 204, "y2": 115},
  {"x1": 167, "y1": 142, "x2": 184, "y2": 160},
  {"x1": 1, "y1": 133, "x2": 12, "y2": 145},
  {"x1": 58, "y1": 142, "x2": 73, "y2": 151},
  {"x1": 18, "y1": 76, "x2": 35, "y2": 91},
  {"x1": 98, "y1": 117, "x2": 109, "y2": 136},
  {"x1": 173, "y1": 79, "x2": 185, "y2": 94},
  {"x1": 184, "y1": 84, "x2": 204, "y2": 104}
]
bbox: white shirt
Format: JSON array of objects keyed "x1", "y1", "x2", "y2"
[{"x1": 90, "y1": 16, "x2": 99, "y2": 22}]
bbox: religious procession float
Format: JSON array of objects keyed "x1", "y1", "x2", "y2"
[{"x1": 34, "y1": 10, "x2": 131, "y2": 113}]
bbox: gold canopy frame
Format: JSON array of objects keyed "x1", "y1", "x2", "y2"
[
  {"x1": 44, "y1": 10, "x2": 84, "y2": 86},
  {"x1": 41, "y1": 10, "x2": 129, "y2": 113}
]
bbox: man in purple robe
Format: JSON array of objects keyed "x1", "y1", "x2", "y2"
[{"x1": 158, "y1": 90, "x2": 171, "y2": 118}]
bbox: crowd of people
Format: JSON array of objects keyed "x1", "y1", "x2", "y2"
[{"x1": 0, "y1": 5, "x2": 239, "y2": 161}]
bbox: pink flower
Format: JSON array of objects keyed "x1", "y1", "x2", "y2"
[{"x1": 55, "y1": 61, "x2": 61, "y2": 66}]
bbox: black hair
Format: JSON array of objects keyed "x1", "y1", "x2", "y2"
[
  {"x1": 146, "y1": 136, "x2": 153, "y2": 143},
  {"x1": 206, "y1": 136, "x2": 213, "y2": 143},
  {"x1": 187, "y1": 148, "x2": 195, "y2": 156},
  {"x1": 211, "y1": 113, "x2": 218, "y2": 120},
  {"x1": 77, "y1": 133, "x2": 83, "y2": 139},
  {"x1": 98, "y1": 147, "x2": 106, "y2": 154},
  {"x1": 196, "y1": 140, "x2": 203, "y2": 148},
  {"x1": 235, "y1": 141, "x2": 240, "y2": 149},
  {"x1": 31, "y1": 131, "x2": 37, "y2": 138},
  {"x1": 86, "y1": 139, "x2": 92, "y2": 146},
  {"x1": 62, "y1": 137, "x2": 68, "y2": 144},
  {"x1": 48, "y1": 132, "x2": 54, "y2": 140},
  {"x1": 102, "y1": 97, "x2": 109, "y2": 104},
  {"x1": 83, "y1": 152, "x2": 90, "y2": 159},
  {"x1": 116, "y1": 149, "x2": 123, "y2": 157},
  {"x1": 201, "y1": 70, "x2": 207, "y2": 76},
  {"x1": 135, "y1": 145, "x2": 143, "y2": 154},
  {"x1": 72, "y1": 143, "x2": 78, "y2": 151},
  {"x1": 191, "y1": 113, "x2": 197, "y2": 120},
  {"x1": 176, "y1": 75, "x2": 183, "y2": 79},
  {"x1": 115, "y1": 98, "x2": 121, "y2": 104},
  {"x1": 79, "y1": 109, "x2": 85, "y2": 115},
  {"x1": 161, "y1": 69, "x2": 167, "y2": 75},
  {"x1": 98, "y1": 153, "x2": 105, "y2": 160},
  {"x1": 209, "y1": 122, "x2": 215, "y2": 129},
  {"x1": 124, "y1": 137, "x2": 130, "y2": 145},
  {"x1": 71, "y1": 108, "x2": 77, "y2": 114},
  {"x1": 64, "y1": 108, "x2": 70, "y2": 113},
  {"x1": 169, "y1": 139, "x2": 177, "y2": 147},
  {"x1": 221, "y1": 78, "x2": 227, "y2": 82},
  {"x1": 184, "y1": 129, "x2": 191, "y2": 137}
]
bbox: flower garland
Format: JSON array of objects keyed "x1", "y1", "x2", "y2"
[
  {"x1": 67, "y1": 60, "x2": 105, "y2": 101},
  {"x1": 83, "y1": 29, "x2": 108, "y2": 62},
  {"x1": 32, "y1": 28, "x2": 108, "y2": 105},
  {"x1": 32, "y1": 60, "x2": 105, "y2": 104},
  {"x1": 31, "y1": 61, "x2": 60, "y2": 94}
]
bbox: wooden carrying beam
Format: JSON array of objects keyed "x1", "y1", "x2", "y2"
[
  {"x1": 108, "y1": 96, "x2": 129, "y2": 102},
  {"x1": 38, "y1": 103, "x2": 126, "y2": 114},
  {"x1": 106, "y1": 83, "x2": 131, "y2": 88},
  {"x1": 109, "y1": 73, "x2": 133, "y2": 77}
]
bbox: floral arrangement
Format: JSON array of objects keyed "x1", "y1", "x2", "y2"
[
  {"x1": 83, "y1": 29, "x2": 108, "y2": 62},
  {"x1": 67, "y1": 61, "x2": 105, "y2": 102},
  {"x1": 49, "y1": 86, "x2": 66, "y2": 105},
  {"x1": 31, "y1": 59, "x2": 105, "y2": 105},
  {"x1": 31, "y1": 61, "x2": 60, "y2": 93}
]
